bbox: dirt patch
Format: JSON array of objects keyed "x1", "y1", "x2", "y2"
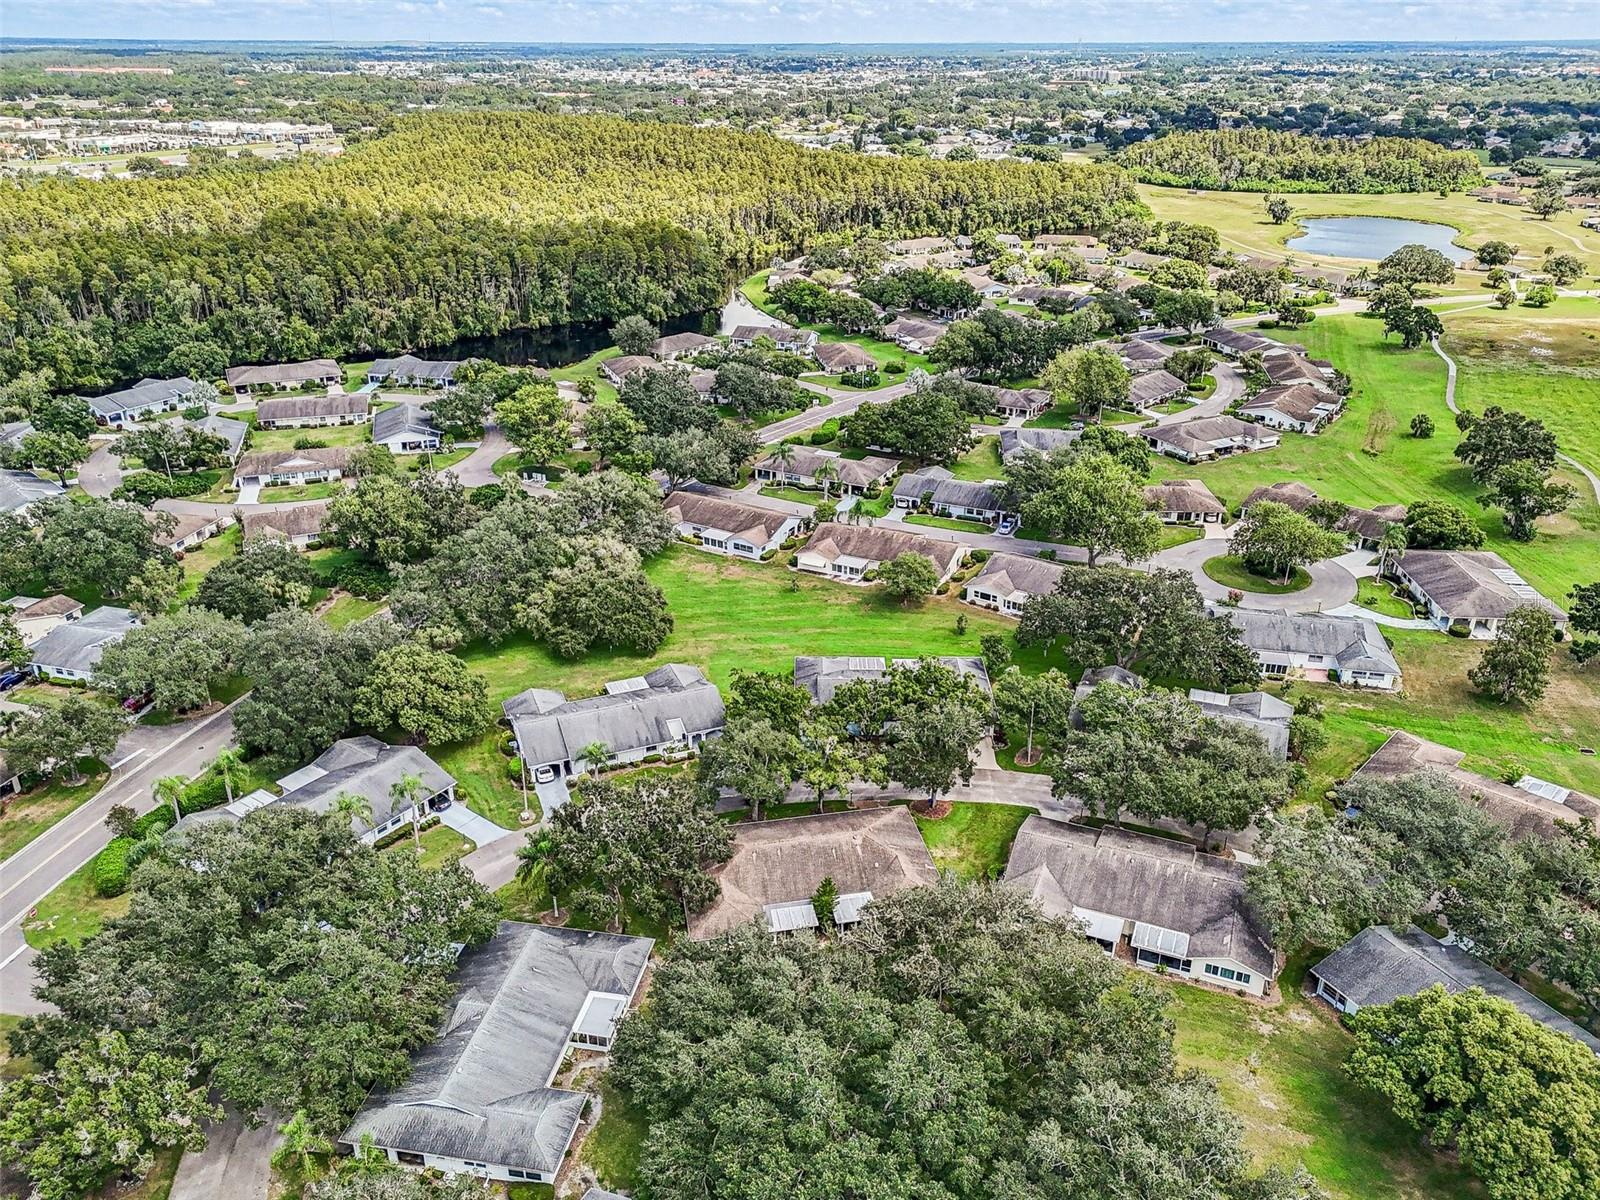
[{"x1": 910, "y1": 796, "x2": 954, "y2": 819}]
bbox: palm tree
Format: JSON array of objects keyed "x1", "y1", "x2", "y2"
[
  {"x1": 153, "y1": 774, "x2": 187, "y2": 825},
  {"x1": 211, "y1": 746, "x2": 246, "y2": 806},
  {"x1": 389, "y1": 772, "x2": 426, "y2": 853},
  {"x1": 814, "y1": 458, "x2": 839, "y2": 500},
  {"x1": 771, "y1": 441, "x2": 797, "y2": 478},
  {"x1": 124, "y1": 827, "x2": 169, "y2": 871},
  {"x1": 272, "y1": 1110, "x2": 332, "y2": 1181},
  {"x1": 1377, "y1": 522, "x2": 1408, "y2": 580},
  {"x1": 331, "y1": 790, "x2": 374, "y2": 833},
  {"x1": 580, "y1": 741, "x2": 609, "y2": 776},
  {"x1": 516, "y1": 833, "x2": 562, "y2": 918}
]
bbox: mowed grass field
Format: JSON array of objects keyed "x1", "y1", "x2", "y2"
[
  {"x1": 1138, "y1": 183, "x2": 1598, "y2": 278},
  {"x1": 1158, "y1": 308, "x2": 1600, "y2": 603}
]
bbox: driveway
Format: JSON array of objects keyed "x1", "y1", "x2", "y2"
[
  {"x1": 78, "y1": 442, "x2": 124, "y2": 498},
  {"x1": 234, "y1": 479, "x2": 261, "y2": 504},
  {"x1": 1152, "y1": 536, "x2": 1358, "y2": 614},
  {"x1": 535, "y1": 776, "x2": 571, "y2": 818},
  {"x1": 445, "y1": 423, "x2": 510, "y2": 488},
  {"x1": 438, "y1": 803, "x2": 514, "y2": 847},
  {"x1": 170, "y1": 1111, "x2": 278, "y2": 1200}
]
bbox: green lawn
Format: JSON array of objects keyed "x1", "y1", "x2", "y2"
[
  {"x1": 547, "y1": 345, "x2": 623, "y2": 403},
  {"x1": 1162, "y1": 312, "x2": 1599, "y2": 602},
  {"x1": 1168, "y1": 961, "x2": 1479, "y2": 1200},
  {"x1": 914, "y1": 802, "x2": 1032, "y2": 881},
  {"x1": 0, "y1": 760, "x2": 109, "y2": 862},
  {"x1": 1203, "y1": 555, "x2": 1313, "y2": 594},
  {"x1": 243, "y1": 420, "x2": 372, "y2": 455},
  {"x1": 383, "y1": 822, "x2": 472, "y2": 870},
  {"x1": 740, "y1": 271, "x2": 934, "y2": 375},
  {"x1": 1022, "y1": 406, "x2": 1079, "y2": 430},
  {"x1": 321, "y1": 593, "x2": 386, "y2": 629},
  {"x1": 906, "y1": 513, "x2": 994, "y2": 534},
  {"x1": 23, "y1": 858, "x2": 130, "y2": 950},
  {"x1": 0, "y1": 1014, "x2": 31, "y2": 1080},
  {"x1": 1157, "y1": 524, "x2": 1205, "y2": 549},
  {"x1": 431, "y1": 732, "x2": 532, "y2": 831},
  {"x1": 175, "y1": 525, "x2": 241, "y2": 604},
  {"x1": 758, "y1": 485, "x2": 820, "y2": 506},
  {"x1": 397, "y1": 447, "x2": 472, "y2": 474},
  {"x1": 257, "y1": 481, "x2": 345, "y2": 503},
  {"x1": 947, "y1": 436, "x2": 1005, "y2": 482},
  {"x1": 582, "y1": 1080, "x2": 647, "y2": 1194},
  {"x1": 1353, "y1": 577, "x2": 1417, "y2": 619}
]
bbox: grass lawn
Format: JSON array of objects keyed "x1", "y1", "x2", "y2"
[
  {"x1": 431, "y1": 732, "x2": 531, "y2": 830},
  {"x1": 23, "y1": 858, "x2": 130, "y2": 950},
  {"x1": 257, "y1": 481, "x2": 345, "y2": 503},
  {"x1": 458, "y1": 544, "x2": 1038, "y2": 703},
  {"x1": 383, "y1": 822, "x2": 472, "y2": 870},
  {"x1": 906, "y1": 513, "x2": 994, "y2": 534},
  {"x1": 547, "y1": 345, "x2": 622, "y2": 403},
  {"x1": 947, "y1": 435, "x2": 1004, "y2": 482},
  {"x1": 581, "y1": 1080, "x2": 647, "y2": 1194},
  {"x1": 0, "y1": 1014, "x2": 32, "y2": 1079},
  {"x1": 1168, "y1": 961, "x2": 1478, "y2": 1200},
  {"x1": 397, "y1": 447, "x2": 472, "y2": 474},
  {"x1": 758, "y1": 485, "x2": 819, "y2": 506},
  {"x1": 243, "y1": 420, "x2": 372, "y2": 455},
  {"x1": 175, "y1": 525, "x2": 241, "y2": 604},
  {"x1": 1162, "y1": 311, "x2": 1600, "y2": 602},
  {"x1": 1157, "y1": 524, "x2": 1205, "y2": 550},
  {"x1": 1022, "y1": 406, "x2": 1080, "y2": 430},
  {"x1": 1353, "y1": 577, "x2": 1417, "y2": 619},
  {"x1": 321, "y1": 593, "x2": 386, "y2": 629},
  {"x1": 1203, "y1": 555, "x2": 1312, "y2": 594},
  {"x1": 914, "y1": 802, "x2": 1032, "y2": 881},
  {"x1": 1149, "y1": 398, "x2": 1198, "y2": 416},
  {"x1": 0, "y1": 760, "x2": 108, "y2": 862}
]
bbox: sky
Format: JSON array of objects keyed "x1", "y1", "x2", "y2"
[{"x1": 5, "y1": 0, "x2": 1600, "y2": 45}]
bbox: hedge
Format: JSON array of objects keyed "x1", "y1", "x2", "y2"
[
  {"x1": 112, "y1": 469, "x2": 222, "y2": 504},
  {"x1": 92, "y1": 839, "x2": 133, "y2": 897}
]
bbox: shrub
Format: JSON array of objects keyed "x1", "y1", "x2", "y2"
[
  {"x1": 572, "y1": 460, "x2": 594, "y2": 476},
  {"x1": 112, "y1": 470, "x2": 221, "y2": 504},
  {"x1": 372, "y1": 815, "x2": 440, "y2": 851},
  {"x1": 132, "y1": 807, "x2": 177, "y2": 836},
  {"x1": 292, "y1": 436, "x2": 329, "y2": 450},
  {"x1": 92, "y1": 838, "x2": 133, "y2": 897},
  {"x1": 809, "y1": 418, "x2": 841, "y2": 445},
  {"x1": 883, "y1": 360, "x2": 907, "y2": 374},
  {"x1": 177, "y1": 773, "x2": 228, "y2": 815},
  {"x1": 970, "y1": 549, "x2": 992, "y2": 562},
  {"x1": 320, "y1": 558, "x2": 393, "y2": 600}
]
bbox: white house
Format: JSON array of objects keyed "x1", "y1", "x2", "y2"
[
  {"x1": 232, "y1": 447, "x2": 352, "y2": 489},
  {"x1": 1143, "y1": 479, "x2": 1226, "y2": 524},
  {"x1": 1210, "y1": 605, "x2": 1403, "y2": 690},
  {"x1": 341, "y1": 922, "x2": 654, "y2": 1184},
  {"x1": 253, "y1": 394, "x2": 370, "y2": 430},
  {"x1": 241, "y1": 502, "x2": 331, "y2": 549},
  {"x1": 961, "y1": 552, "x2": 1067, "y2": 616},
  {"x1": 1390, "y1": 549, "x2": 1568, "y2": 639},
  {"x1": 84, "y1": 376, "x2": 197, "y2": 428},
  {"x1": 28, "y1": 606, "x2": 140, "y2": 683},
  {"x1": 972, "y1": 382, "x2": 1052, "y2": 420},
  {"x1": 225, "y1": 359, "x2": 342, "y2": 395},
  {"x1": 892, "y1": 467, "x2": 1010, "y2": 524},
  {"x1": 366, "y1": 355, "x2": 464, "y2": 388},
  {"x1": 4, "y1": 594, "x2": 84, "y2": 647},
  {"x1": 0, "y1": 470, "x2": 64, "y2": 520},
  {"x1": 1127, "y1": 369, "x2": 1187, "y2": 411},
  {"x1": 751, "y1": 446, "x2": 898, "y2": 496},
  {"x1": 371, "y1": 402, "x2": 443, "y2": 454},
  {"x1": 880, "y1": 317, "x2": 947, "y2": 353},
  {"x1": 1240, "y1": 384, "x2": 1343, "y2": 434},
  {"x1": 1142, "y1": 415, "x2": 1279, "y2": 463},
  {"x1": 796, "y1": 521, "x2": 966, "y2": 583},
  {"x1": 148, "y1": 504, "x2": 234, "y2": 553},
  {"x1": 662, "y1": 490, "x2": 799, "y2": 560},
  {"x1": 1004, "y1": 815, "x2": 1277, "y2": 997}
]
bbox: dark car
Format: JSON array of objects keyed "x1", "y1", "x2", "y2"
[{"x1": 0, "y1": 670, "x2": 28, "y2": 692}]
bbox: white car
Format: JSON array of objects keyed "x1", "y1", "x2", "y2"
[{"x1": 533, "y1": 764, "x2": 558, "y2": 784}]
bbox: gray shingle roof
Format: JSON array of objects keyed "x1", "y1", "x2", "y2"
[
  {"x1": 999, "y1": 427, "x2": 1080, "y2": 459},
  {"x1": 233, "y1": 446, "x2": 353, "y2": 481},
  {"x1": 892, "y1": 468, "x2": 1007, "y2": 513},
  {"x1": 84, "y1": 376, "x2": 197, "y2": 418},
  {"x1": 649, "y1": 332, "x2": 716, "y2": 358},
  {"x1": 964, "y1": 552, "x2": 1066, "y2": 602},
  {"x1": 663, "y1": 491, "x2": 791, "y2": 546},
  {"x1": 813, "y1": 341, "x2": 878, "y2": 373},
  {"x1": 754, "y1": 446, "x2": 898, "y2": 488},
  {"x1": 1128, "y1": 370, "x2": 1187, "y2": 409},
  {"x1": 1186, "y1": 688, "x2": 1292, "y2": 760},
  {"x1": 1201, "y1": 327, "x2": 1275, "y2": 355},
  {"x1": 275, "y1": 736, "x2": 455, "y2": 833},
  {"x1": 371, "y1": 402, "x2": 442, "y2": 444},
  {"x1": 688, "y1": 808, "x2": 939, "y2": 940},
  {"x1": 242, "y1": 501, "x2": 330, "y2": 544},
  {"x1": 28, "y1": 606, "x2": 139, "y2": 676},
  {"x1": 801, "y1": 522, "x2": 964, "y2": 575},
  {"x1": 1241, "y1": 383, "x2": 1341, "y2": 423},
  {"x1": 1004, "y1": 815, "x2": 1276, "y2": 979},
  {"x1": 1311, "y1": 926, "x2": 1600, "y2": 1054},
  {"x1": 792, "y1": 655, "x2": 991, "y2": 705},
  {"x1": 506, "y1": 664, "x2": 725, "y2": 770},
  {"x1": 1210, "y1": 606, "x2": 1401, "y2": 679},
  {"x1": 343, "y1": 922, "x2": 653, "y2": 1173},
  {"x1": 0, "y1": 470, "x2": 64, "y2": 515},
  {"x1": 254, "y1": 394, "x2": 369, "y2": 423},
  {"x1": 604, "y1": 355, "x2": 660, "y2": 382},
  {"x1": 1394, "y1": 549, "x2": 1566, "y2": 622},
  {"x1": 225, "y1": 359, "x2": 340, "y2": 388},
  {"x1": 368, "y1": 355, "x2": 462, "y2": 384},
  {"x1": 1241, "y1": 481, "x2": 1318, "y2": 512}
]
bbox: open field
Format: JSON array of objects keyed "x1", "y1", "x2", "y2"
[
  {"x1": 1169, "y1": 962, "x2": 1479, "y2": 1200},
  {"x1": 947, "y1": 435, "x2": 1005, "y2": 481},
  {"x1": 1138, "y1": 184, "x2": 1598, "y2": 274},
  {"x1": 1164, "y1": 310, "x2": 1600, "y2": 603}
]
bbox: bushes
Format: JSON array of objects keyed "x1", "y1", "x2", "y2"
[
  {"x1": 91, "y1": 808, "x2": 177, "y2": 897},
  {"x1": 112, "y1": 470, "x2": 222, "y2": 504},
  {"x1": 810, "y1": 418, "x2": 841, "y2": 445},
  {"x1": 316, "y1": 558, "x2": 393, "y2": 600},
  {"x1": 292, "y1": 436, "x2": 329, "y2": 450},
  {"x1": 372, "y1": 814, "x2": 440, "y2": 850}
]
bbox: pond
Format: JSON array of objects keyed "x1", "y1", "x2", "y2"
[{"x1": 1286, "y1": 216, "x2": 1470, "y2": 265}]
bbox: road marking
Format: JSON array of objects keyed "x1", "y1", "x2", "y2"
[
  {"x1": 109, "y1": 748, "x2": 147, "y2": 770},
  {"x1": 0, "y1": 941, "x2": 29, "y2": 972}
]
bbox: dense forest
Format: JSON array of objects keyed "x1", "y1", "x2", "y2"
[
  {"x1": 0, "y1": 112, "x2": 1145, "y2": 390},
  {"x1": 1116, "y1": 128, "x2": 1486, "y2": 193}
]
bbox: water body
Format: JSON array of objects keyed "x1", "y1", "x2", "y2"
[
  {"x1": 1287, "y1": 216, "x2": 1470, "y2": 265},
  {"x1": 418, "y1": 309, "x2": 712, "y2": 369}
]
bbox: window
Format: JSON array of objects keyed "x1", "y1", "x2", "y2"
[{"x1": 1203, "y1": 964, "x2": 1250, "y2": 985}]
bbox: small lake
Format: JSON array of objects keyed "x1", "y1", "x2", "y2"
[{"x1": 1286, "y1": 216, "x2": 1470, "y2": 265}]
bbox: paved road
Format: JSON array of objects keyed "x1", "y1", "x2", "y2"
[
  {"x1": 757, "y1": 381, "x2": 911, "y2": 442},
  {"x1": 1145, "y1": 362, "x2": 1244, "y2": 428},
  {"x1": 78, "y1": 441, "x2": 124, "y2": 498},
  {"x1": 0, "y1": 702, "x2": 241, "y2": 1015},
  {"x1": 169, "y1": 1111, "x2": 279, "y2": 1200},
  {"x1": 444, "y1": 423, "x2": 511, "y2": 488},
  {"x1": 1152, "y1": 535, "x2": 1359, "y2": 613}
]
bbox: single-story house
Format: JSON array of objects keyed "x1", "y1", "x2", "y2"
[
  {"x1": 274, "y1": 737, "x2": 456, "y2": 839},
  {"x1": 1390, "y1": 549, "x2": 1568, "y2": 638},
  {"x1": 1120, "y1": 249, "x2": 1170, "y2": 271},
  {"x1": 1351, "y1": 730, "x2": 1599, "y2": 840},
  {"x1": 1240, "y1": 384, "x2": 1344, "y2": 434},
  {"x1": 504, "y1": 663, "x2": 725, "y2": 780},
  {"x1": 225, "y1": 359, "x2": 342, "y2": 395},
  {"x1": 1263, "y1": 354, "x2": 1336, "y2": 388},
  {"x1": 1187, "y1": 688, "x2": 1292, "y2": 761},
  {"x1": 812, "y1": 341, "x2": 879, "y2": 375},
  {"x1": 1071, "y1": 665, "x2": 1144, "y2": 730},
  {"x1": 1210, "y1": 605, "x2": 1402, "y2": 690},
  {"x1": 0, "y1": 420, "x2": 33, "y2": 451},
  {"x1": 241, "y1": 501, "x2": 330, "y2": 549},
  {"x1": 233, "y1": 447, "x2": 352, "y2": 489},
  {"x1": 1239, "y1": 482, "x2": 1405, "y2": 549},
  {"x1": 792, "y1": 654, "x2": 991, "y2": 705},
  {"x1": 796, "y1": 521, "x2": 966, "y2": 583},
  {"x1": 998, "y1": 427, "x2": 1080, "y2": 461},
  {"x1": 341, "y1": 922, "x2": 653, "y2": 1183},
  {"x1": 961, "y1": 552, "x2": 1066, "y2": 617},
  {"x1": 892, "y1": 467, "x2": 1010, "y2": 524},
  {"x1": 366, "y1": 355, "x2": 463, "y2": 388},
  {"x1": 1033, "y1": 233, "x2": 1097, "y2": 249},
  {"x1": 727, "y1": 325, "x2": 819, "y2": 356},
  {"x1": 663, "y1": 490, "x2": 799, "y2": 560},
  {"x1": 973, "y1": 382, "x2": 1052, "y2": 420},
  {"x1": 1113, "y1": 339, "x2": 1172, "y2": 373},
  {"x1": 164, "y1": 412, "x2": 249, "y2": 463},
  {"x1": 752, "y1": 446, "x2": 898, "y2": 495},
  {"x1": 650, "y1": 332, "x2": 717, "y2": 362},
  {"x1": 253, "y1": 394, "x2": 370, "y2": 430},
  {"x1": 1142, "y1": 415, "x2": 1279, "y2": 463},
  {"x1": 4, "y1": 594, "x2": 84, "y2": 647},
  {"x1": 148, "y1": 503, "x2": 234, "y2": 553},
  {"x1": 880, "y1": 317, "x2": 947, "y2": 353},
  {"x1": 959, "y1": 268, "x2": 1010, "y2": 299},
  {"x1": 1199, "y1": 327, "x2": 1276, "y2": 358},
  {"x1": 84, "y1": 376, "x2": 197, "y2": 428},
  {"x1": 0, "y1": 470, "x2": 64, "y2": 519},
  {"x1": 1004, "y1": 815, "x2": 1277, "y2": 996},
  {"x1": 688, "y1": 808, "x2": 940, "y2": 940},
  {"x1": 889, "y1": 236, "x2": 957, "y2": 255},
  {"x1": 1143, "y1": 479, "x2": 1226, "y2": 524},
  {"x1": 1127, "y1": 369, "x2": 1187, "y2": 411},
  {"x1": 28, "y1": 606, "x2": 140, "y2": 683},
  {"x1": 992, "y1": 233, "x2": 1023, "y2": 250},
  {"x1": 372, "y1": 402, "x2": 444, "y2": 454},
  {"x1": 599, "y1": 355, "x2": 659, "y2": 387},
  {"x1": 1309, "y1": 925, "x2": 1600, "y2": 1054},
  {"x1": 1241, "y1": 480, "x2": 1318, "y2": 513},
  {"x1": 1010, "y1": 285, "x2": 1085, "y2": 309}
]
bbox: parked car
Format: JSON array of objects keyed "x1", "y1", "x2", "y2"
[
  {"x1": 121, "y1": 690, "x2": 153, "y2": 713},
  {"x1": 533, "y1": 764, "x2": 558, "y2": 784},
  {"x1": 0, "y1": 669, "x2": 27, "y2": 692}
]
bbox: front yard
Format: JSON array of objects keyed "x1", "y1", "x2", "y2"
[{"x1": 0, "y1": 759, "x2": 109, "y2": 862}]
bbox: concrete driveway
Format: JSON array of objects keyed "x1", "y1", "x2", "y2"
[
  {"x1": 439, "y1": 803, "x2": 513, "y2": 846},
  {"x1": 77, "y1": 442, "x2": 124, "y2": 498},
  {"x1": 445, "y1": 423, "x2": 511, "y2": 488},
  {"x1": 234, "y1": 479, "x2": 261, "y2": 504},
  {"x1": 1153, "y1": 535, "x2": 1358, "y2": 614},
  {"x1": 170, "y1": 1111, "x2": 278, "y2": 1200}
]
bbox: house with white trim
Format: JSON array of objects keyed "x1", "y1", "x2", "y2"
[
  {"x1": 961, "y1": 552, "x2": 1066, "y2": 616},
  {"x1": 371, "y1": 402, "x2": 444, "y2": 454},
  {"x1": 1209, "y1": 605, "x2": 1402, "y2": 690},
  {"x1": 84, "y1": 376, "x2": 197, "y2": 428},
  {"x1": 663, "y1": 490, "x2": 798, "y2": 560},
  {"x1": 225, "y1": 359, "x2": 342, "y2": 395},
  {"x1": 254, "y1": 394, "x2": 370, "y2": 430},
  {"x1": 796, "y1": 522, "x2": 966, "y2": 583},
  {"x1": 1390, "y1": 549, "x2": 1568, "y2": 639},
  {"x1": 892, "y1": 467, "x2": 1010, "y2": 524},
  {"x1": 233, "y1": 447, "x2": 352, "y2": 489},
  {"x1": 28, "y1": 606, "x2": 139, "y2": 683}
]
